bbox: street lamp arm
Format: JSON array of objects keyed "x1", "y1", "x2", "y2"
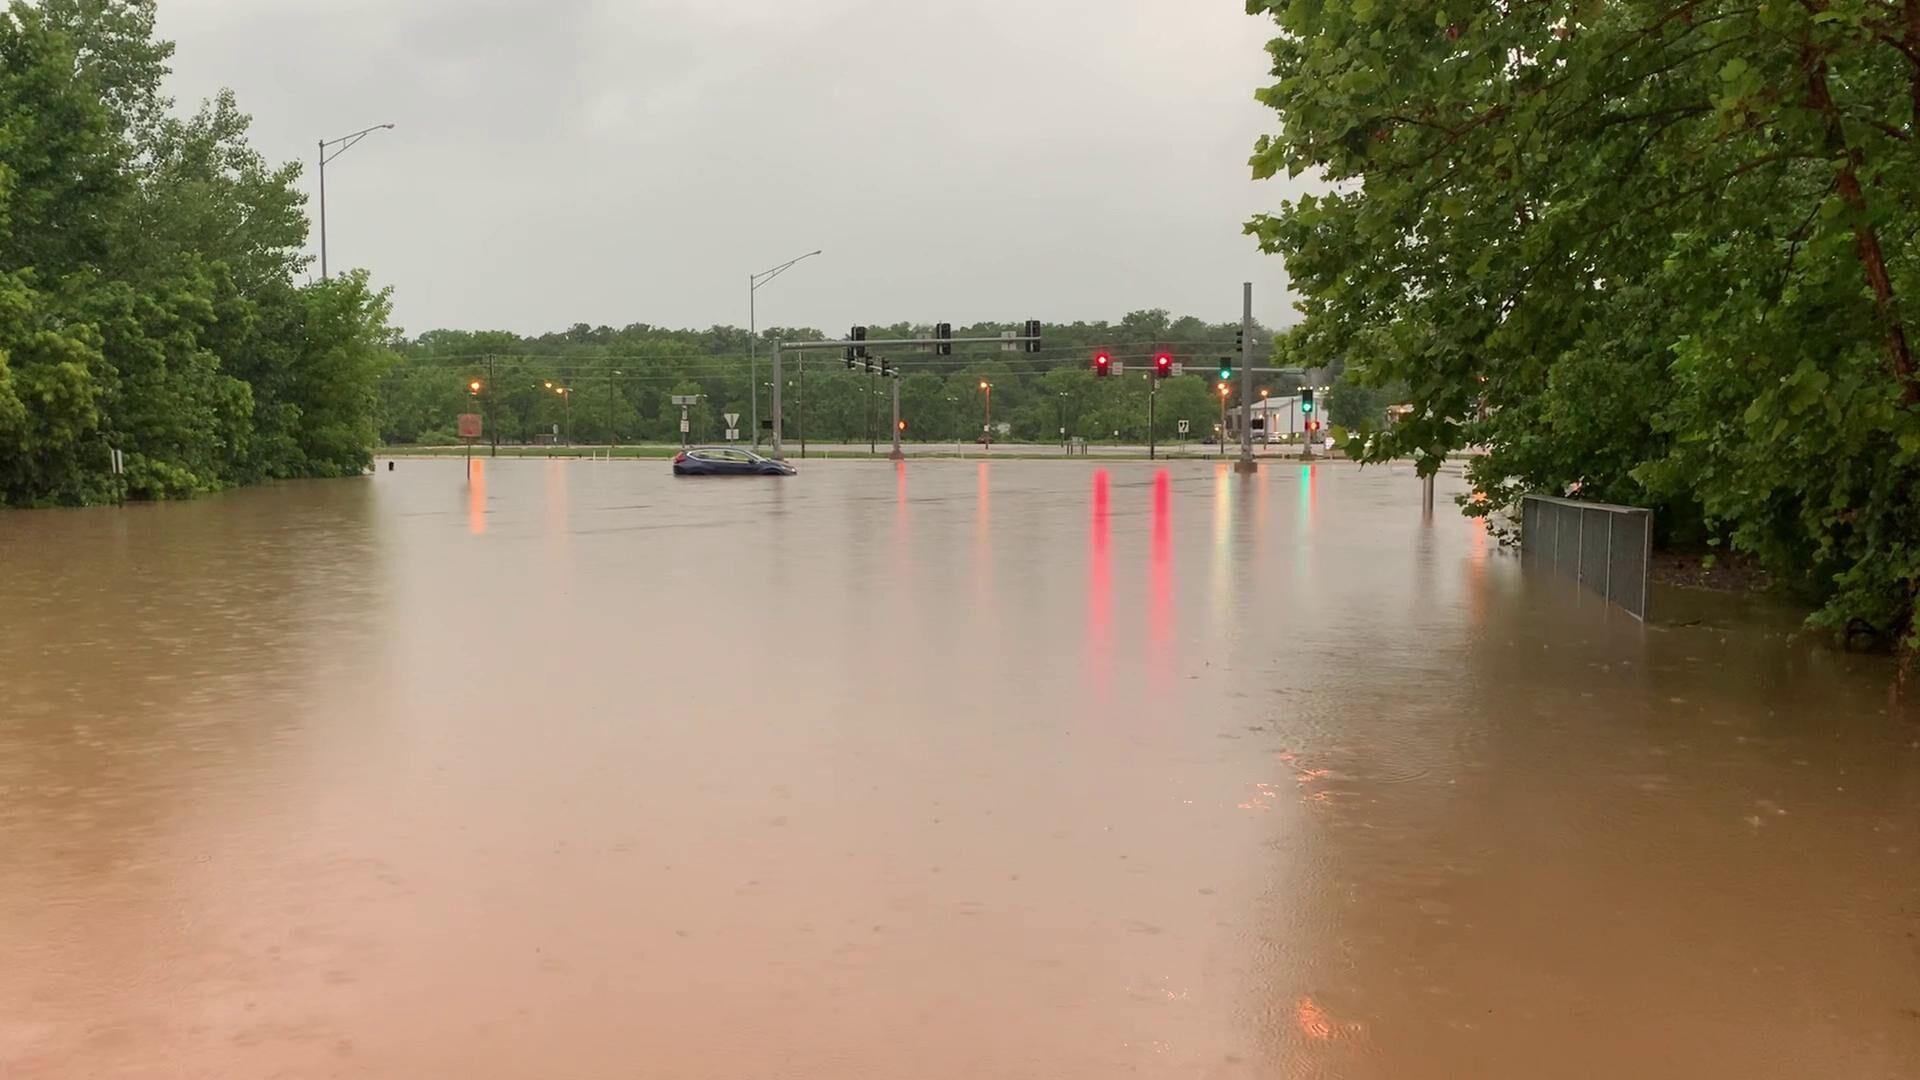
[
  {"x1": 320, "y1": 123, "x2": 396, "y2": 165},
  {"x1": 750, "y1": 249, "x2": 823, "y2": 291}
]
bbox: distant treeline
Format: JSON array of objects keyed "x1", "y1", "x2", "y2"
[{"x1": 380, "y1": 314, "x2": 1356, "y2": 447}]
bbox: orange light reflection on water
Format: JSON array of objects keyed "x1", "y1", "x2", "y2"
[{"x1": 466, "y1": 458, "x2": 486, "y2": 536}]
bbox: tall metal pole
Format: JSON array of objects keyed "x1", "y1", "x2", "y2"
[
  {"x1": 1236, "y1": 282, "x2": 1258, "y2": 474},
  {"x1": 1148, "y1": 374, "x2": 1157, "y2": 461},
  {"x1": 771, "y1": 342, "x2": 784, "y2": 459},
  {"x1": 486, "y1": 353, "x2": 498, "y2": 457},
  {"x1": 868, "y1": 367, "x2": 877, "y2": 456},
  {"x1": 317, "y1": 141, "x2": 328, "y2": 280},
  {"x1": 747, "y1": 251, "x2": 821, "y2": 451},
  {"x1": 315, "y1": 123, "x2": 393, "y2": 282},
  {"x1": 748, "y1": 277, "x2": 757, "y2": 447},
  {"x1": 606, "y1": 366, "x2": 617, "y2": 458},
  {"x1": 799, "y1": 353, "x2": 807, "y2": 459}
]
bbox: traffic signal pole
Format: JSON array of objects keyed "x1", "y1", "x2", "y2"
[
  {"x1": 1236, "y1": 283, "x2": 1259, "y2": 474},
  {"x1": 770, "y1": 331, "x2": 1039, "y2": 460}
]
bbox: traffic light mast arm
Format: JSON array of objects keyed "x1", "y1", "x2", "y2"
[{"x1": 779, "y1": 334, "x2": 1040, "y2": 350}]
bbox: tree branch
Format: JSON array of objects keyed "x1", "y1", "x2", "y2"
[{"x1": 1803, "y1": 39, "x2": 1919, "y2": 405}]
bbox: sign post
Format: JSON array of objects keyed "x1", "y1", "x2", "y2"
[
  {"x1": 671, "y1": 395, "x2": 701, "y2": 448},
  {"x1": 724, "y1": 412, "x2": 741, "y2": 442},
  {"x1": 458, "y1": 413, "x2": 483, "y2": 479}
]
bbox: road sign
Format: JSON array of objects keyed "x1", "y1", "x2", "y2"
[
  {"x1": 679, "y1": 419, "x2": 691, "y2": 434},
  {"x1": 1172, "y1": 363, "x2": 1185, "y2": 376},
  {"x1": 458, "y1": 413, "x2": 483, "y2": 439},
  {"x1": 724, "y1": 412, "x2": 740, "y2": 429},
  {"x1": 1178, "y1": 420, "x2": 1190, "y2": 434},
  {"x1": 726, "y1": 429, "x2": 740, "y2": 441},
  {"x1": 671, "y1": 394, "x2": 701, "y2": 406},
  {"x1": 1112, "y1": 361, "x2": 1126, "y2": 375}
]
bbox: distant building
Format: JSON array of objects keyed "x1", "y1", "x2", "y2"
[{"x1": 1227, "y1": 395, "x2": 1307, "y2": 443}]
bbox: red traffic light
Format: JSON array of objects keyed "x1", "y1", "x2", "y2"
[
  {"x1": 1154, "y1": 352, "x2": 1173, "y2": 378},
  {"x1": 1093, "y1": 351, "x2": 1112, "y2": 376}
]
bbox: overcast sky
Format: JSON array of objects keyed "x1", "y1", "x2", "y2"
[{"x1": 154, "y1": 0, "x2": 1310, "y2": 337}]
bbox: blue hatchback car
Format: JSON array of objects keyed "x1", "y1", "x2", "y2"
[{"x1": 671, "y1": 447, "x2": 797, "y2": 477}]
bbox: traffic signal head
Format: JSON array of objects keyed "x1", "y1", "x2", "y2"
[
  {"x1": 880, "y1": 360, "x2": 892, "y2": 377},
  {"x1": 1301, "y1": 388, "x2": 1316, "y2": 414},
  {"x1": 1024, "y1": 319, "x2": 1042, "y2": 354},
  {"x1": 845, "y1": 348, "x2": 856, "y2": 369},
  {"x1": 468, "y1": 380, "x2": 481, "y2": 395},
  {"x1": 935, "y1": 322, "x2": 952, "y2": 357},
  {"x1": 852, "y1": 325, "x2": 869, "y2": 359},
  {"x1": 1154, "y1": 352, "x2": 1173, "y2": 378},
  {"x1": 1218, "y1": 358, "x2": 1233, "y2": 381},
  {"x1": 1094, "y1": 351, "x2": 1112, "y2": 377}
]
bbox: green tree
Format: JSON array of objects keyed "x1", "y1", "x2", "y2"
[{"x1": 1247, "y1": 0, "x2": 1920, "y2": 658}]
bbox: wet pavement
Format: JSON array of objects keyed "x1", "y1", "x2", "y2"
[{"x1": 1, "y1": 459, "x2": 1915, "y2": 1078}]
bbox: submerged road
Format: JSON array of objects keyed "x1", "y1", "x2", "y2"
[{"x1": 2, "y1": 459, "x2": 1914, "y2": 1078}]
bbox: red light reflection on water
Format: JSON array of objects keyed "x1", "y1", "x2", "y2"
[
  {"x1": 1149, "y1": 469, "x2": 1174, "y2": 656},
  {"x1": 1087, "y1": 470, "x2": 1112, "y2": 680}
]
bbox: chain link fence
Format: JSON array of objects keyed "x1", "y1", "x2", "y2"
[{"x1": 1521, "y1": 495, "x2": 1652, "y2": 620}]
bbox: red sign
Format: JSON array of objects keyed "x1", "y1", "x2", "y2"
[{"x1": 458, "y1": 413, "x2": 483, "y2": 439}]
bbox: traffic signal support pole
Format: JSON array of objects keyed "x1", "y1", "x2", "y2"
[{"x1": 1236, "y1": 282, "x2": 1259, "y2": 474}]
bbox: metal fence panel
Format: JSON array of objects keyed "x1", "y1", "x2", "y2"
[
  {"x1": 1521, "y1": 495, "x2": 1652, "y2": 621},
  {"x1": 1608, "y1": 509, "x2": 1651, "y2": 619}
]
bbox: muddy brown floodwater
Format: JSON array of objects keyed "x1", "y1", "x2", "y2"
[{"x1": 1, "y1": 459, "x2": 1916, "y2": 1078}]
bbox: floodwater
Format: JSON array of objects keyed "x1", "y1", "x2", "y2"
[{"x1": 1, "y1": 459, "x2": 1915, "y2": 1079}]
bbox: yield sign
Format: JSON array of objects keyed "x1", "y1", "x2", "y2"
[{"x1": 724, "y1": 412, "x2": 740, "y2": 428}]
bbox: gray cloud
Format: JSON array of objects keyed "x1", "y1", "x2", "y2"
[{"x1": 156, "y1": 0, "x2": 1311, "y2": 336}]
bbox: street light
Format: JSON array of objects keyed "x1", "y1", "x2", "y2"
[
  {"x1": 1218, "y1": 382, "x2": 1231, "y2": 459},
  {"x1": 317, "y1": 123, "x2": 395, "y2": 280},
  {"x1": 749, "y1": 250, "x2": 823, "y2": 446},
  {"x1": 979, "y1": 381, "x2": 993, "y2": 446}
]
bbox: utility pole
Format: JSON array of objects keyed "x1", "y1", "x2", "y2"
[
  {"x1": 1236, "y1": 282, "x2": 1258, "y2": 474},
  {"x1": 486, "y1": 353, "x2": 498, "y2": 457},
  {"x1": 869, "y1": 365, "x2": 877, "y2": 456},
  {"x1": 606, "y1": 365, "x2": 618, "y2": 458},
  {"x1": 1147, "y1": 373, "x2": 1158, "y2": 461}
]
